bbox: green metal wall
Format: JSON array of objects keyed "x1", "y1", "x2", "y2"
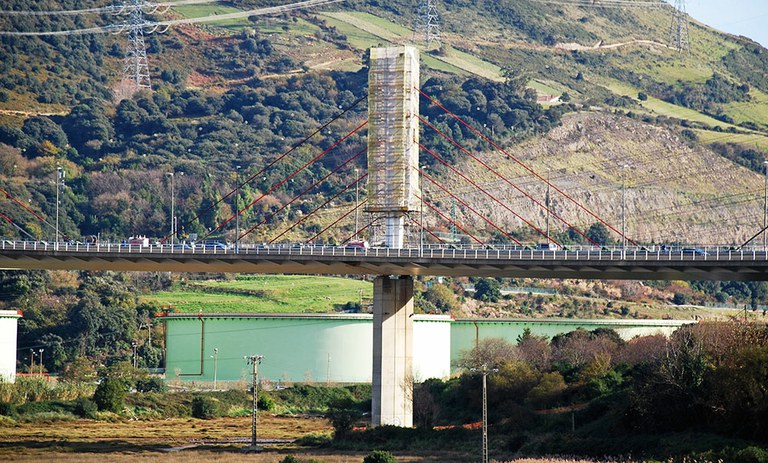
[
  {"x1": 164, "y1": 314, "x2": 453, "y2": 383},
  {"x1": 449, "y1": 319, "x2": 693, "y2": 370},
  {"x1": 164, "y1": 315, "x2": 691, "y2": 383}
]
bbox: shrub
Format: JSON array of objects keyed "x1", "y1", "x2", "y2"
[
  {"x1": 0, "y1": 401, "x2": 16, "y2": 416},
  {"x1": 363, "y1": 450, "x2": 397, "y2": 463},
  {"x1": 257, "y1": 394, "x2": 274, "y2": 411},
  {"x1": 73, "y1": 397, "x2": 98, "y2": 419},
  {"x1": 191, "y1": 395, "x2": 220, "y2": 419},
  {"x1": 93, "y1": 378, "x2": 127, "y2": 413},
  {"x1": 136, "y1": 377, "x2": 167, "y2": 393}
]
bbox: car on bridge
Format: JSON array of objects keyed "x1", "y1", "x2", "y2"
[
  {"x1": 346, "y1": 240, "x2": 370, "y2": 250},
  {"x1": 682, "y1": 247, "x2": 708, "y2": 256}
]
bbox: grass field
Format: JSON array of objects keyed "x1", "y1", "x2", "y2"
[
  {"x1": 140, "y1": 275, "x2": 372, "y2": 313},
  {"x1": 0, "y1": 415, "x2": 647, "y2": 462},
  {"x1": 170, "y1": 1, "x2": 252, "y2": 30}
]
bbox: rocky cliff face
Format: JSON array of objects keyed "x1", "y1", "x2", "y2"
[{"x1": 438, "y1": 111, "x2": 762, "y2": 245}]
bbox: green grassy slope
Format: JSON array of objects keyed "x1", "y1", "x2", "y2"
[{"x1": 140, "y1": 275, "x2": 372, "y2": 313}]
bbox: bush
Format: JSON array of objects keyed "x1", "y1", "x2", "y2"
[
  {"x1": 136, "y1": 377, "x2": 167, "y2": 393},
  {"x1": 363, "y1": 450, "x2": 397, "y2": 463},
  {"x1": 92, "y1": 378, "x2": 127, "y2": 413},
  {"x1": 0, "y1": 401, "x2": 16, "y2": 416},
  {"x1": 191, "y1": 395, "x2": 220, "y2": 419},
  {"x1": 257, "y1": 394, "x2": 274, "y2": 411},
  {"x1": 73, "y1": 397, "x2": 98, "y2": 419}
]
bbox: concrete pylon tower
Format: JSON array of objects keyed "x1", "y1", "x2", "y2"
[
  {"x1": 366, "y1": 46, "x2": 420, "y2": 428},
  {"x1": 366, "y1": 46, "x2": 420, "y2": 250}
]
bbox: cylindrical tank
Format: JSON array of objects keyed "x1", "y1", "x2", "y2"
[
  {"x1": 0, "y1": 310, "x2": 22, "y2": 383},
  {"x1": 162, "y1": 313, "x2": 452, "y2": 384}
]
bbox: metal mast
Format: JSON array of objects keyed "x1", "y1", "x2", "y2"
[
  {"x1": 121, "y1": 0, "x2": 152, "y2": 90},
  {"x1": 416, "y1": 0, "x2": 440, "y2": 48},
  {"x1": 669, "y1": 0, "x2": 690, "y2": 54}
]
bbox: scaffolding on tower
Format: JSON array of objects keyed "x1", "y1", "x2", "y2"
[{"x1": 365, "y1": 46, "x2": 421, "y2": 249}]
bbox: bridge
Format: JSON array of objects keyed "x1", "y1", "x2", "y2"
[
  {"x1": 2, "y1": 241, "x2": 768, "y2": 281},
  {"x1": 2, "y1": 45, "x2": 768, "y2": 429}
]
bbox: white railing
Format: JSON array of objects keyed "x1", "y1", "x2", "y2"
[{"x1": 1, "y1": 240, "x2": 768, "y2": 263}]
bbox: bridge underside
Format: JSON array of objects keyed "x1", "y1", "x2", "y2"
[{"x1": 1, "y1": 250, "x2": 767, "y2": 281}]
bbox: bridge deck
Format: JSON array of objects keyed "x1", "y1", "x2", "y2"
[{"x1": 2, "y1": 242, "x2": 767, "y2": 280}]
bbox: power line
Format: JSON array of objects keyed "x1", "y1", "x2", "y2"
[{"x1": 0, "y1": 0, "x2": 343, "y2": 36}]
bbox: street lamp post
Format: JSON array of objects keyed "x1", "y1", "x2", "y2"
[
  {"x1": 235, "y1": 166, "x2": 241, "y2": 253},
  {"x1": 420, "y1": 165, "x2": 425, "y2": 256},
  {"x1": 244, "y1": 354, "x2": 264, "y2": 451},
  {"x1": 763, "y1": 160, "x2": 768, "y2": 249},
  {"x1": 29, "y1": 349, "x2": 35, "y2": 374},
  {"x1": 38, "y1": 348, "x2": 44, "y2": 375},
  {"x1": 211, "y1": 348, "x2": 219, "y2": 390},
  {"x1": 166, "y1": 173, "x2": 175, "y2": 245},
  {"x1": 471, "y1": 364, "x2": 498, "y2": 463},
  {"x1": 622, "y1": 164, "x2": 628, "y2": 252},
  {"x1": 354, "y1": 167, "x2": 359, "y2": 238},
  {"x1": 55, "y1": 166, "x2": 64, "y2": 249}
]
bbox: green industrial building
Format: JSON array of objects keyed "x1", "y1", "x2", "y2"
[{"x1": 160, "y1": 313, "x2": 691, "y2": 384}]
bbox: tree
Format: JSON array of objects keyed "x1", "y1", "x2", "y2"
[
  {"x1": 424, "y1": 283, "x2": 458, "y2": 312},
  {"x1": 363, "y1": 450, "x2": 397, "y2": 463},
  {"x1": 474, "y1": 278, "x2": 501, "y2": 302},
  {"x1": 586, "y1": 222, "x2": 611, "y2": 245},
  {"x1": 455, "y1": 337, "x2": 518, "y2": 370},
  {"x1": 92, "y1": 377, "x2": 127, "y2": 413}
]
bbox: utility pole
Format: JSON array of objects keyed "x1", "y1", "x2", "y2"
[
  {"x1": 211, "y1": 348, "x2": 219, "y2": 390},
  {"x1": 244, "y1": 354, "x2": 264, "y2": 452},
  {"x1": 470, "y1": 364, "x2": 498, "y2": 463},
  {"x1": 132, "y1": 341, "x2": 138, "y2": 368}
]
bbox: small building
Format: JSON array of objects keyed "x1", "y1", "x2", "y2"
[
  {"x1": 0, "y1": 310, "x2": 22, "y2": 383},
  {"x1": 159, "y1": 313, "x2": 691, "y2": 384}
]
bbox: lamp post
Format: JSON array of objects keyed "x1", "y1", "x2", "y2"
[
  {"x1": 763, "y1": 160, "x2": 768, "y2": 249},
  {"x1": 420, "y1": 165, "x2": 425, "y2": 256},
  {"x1": 55, "y1": 166, "x2": 64, "y2": 249},
  {"x1": 132, "y1": 341, "x2": 138, "y2": 368},
  {"x1": 471, "y1": 364, "x2": 498, "y2": 463},
  {"x1": 235, "y1": 166, "x2": 241, "y2": 253},
  {"x1": 211, "y1": 348, "x2": 219, "y2": 390},
  {"x1": 38, "y1": 348, "x2": 44, "y2": 375},
  {"x1": 166, "y1": 173, "x2": 175, "y2": 245},
  {"x1": 622, "y1": 164, "x2": 628, "y2": 252},
  {"x1": 354, "y1": 167, "x2": 359, "y2": 238},
  {"x1": 29, "y1": 349, "x2": 35, "y2": 374},
  {"x1": 244, "y1": 354, "x2": 264, "y2": 451}
]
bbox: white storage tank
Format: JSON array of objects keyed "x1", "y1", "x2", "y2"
[{"x1": 0, "y1": 310, "x2": 22, "y2": 383}]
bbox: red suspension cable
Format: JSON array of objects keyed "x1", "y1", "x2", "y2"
[
  {"x1": 418, "y1": 142, "x2": 560, "y2": 246},
  {"x1": 0, "y1": 186, "x2": 52, "y2": 230},
  {"x1": 203, "y1": 120, "x2": 368, "y2": 241},
  {"x1": 419, "y1": 116, "x2": 596, "y2": 246},
  {"x1": 237, "y1": 147, "x2": 366, "y2": 240},
  {"x1": 416, "y1": 193, "x2": 485, "y2": 246},
  {"x1": 166, "y1": 93, "x2": 368, "y2": 244},
  {"x1": 268, "y1": 172, "x2": 369, "y2": 244},
  {"x1": 308, "y1": 199, "x2": 368, "y2": 244},
  {"x1": 419, "y1": 168, "x2": 522, "y2": 246},
  {"x1": 406, "y1": 212, "x2": 447, "y2": 246},
  {"x1": 417, "y1": 87, "x2": 638, "y2": 246}
]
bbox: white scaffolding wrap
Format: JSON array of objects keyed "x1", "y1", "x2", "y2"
[{"x1": 366, "y1": 46, "x2": 420, "y2": 215}]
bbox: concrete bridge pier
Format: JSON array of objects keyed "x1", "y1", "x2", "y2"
[{"x1": 372, "y1": 275, "x2": 414, "y2": 427}]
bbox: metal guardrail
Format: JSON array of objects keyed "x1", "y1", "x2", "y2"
[{"x1": 2, "y1": 240, "x2": 768, "y2": 262}]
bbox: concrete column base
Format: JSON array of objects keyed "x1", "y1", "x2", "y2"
[{"x1": 372, "y1": 275, "x2": 414, "y2": 427}]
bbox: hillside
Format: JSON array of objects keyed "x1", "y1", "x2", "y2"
[{"x1": 0, "y1": 0, "x2": 767, "y2": 246}]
